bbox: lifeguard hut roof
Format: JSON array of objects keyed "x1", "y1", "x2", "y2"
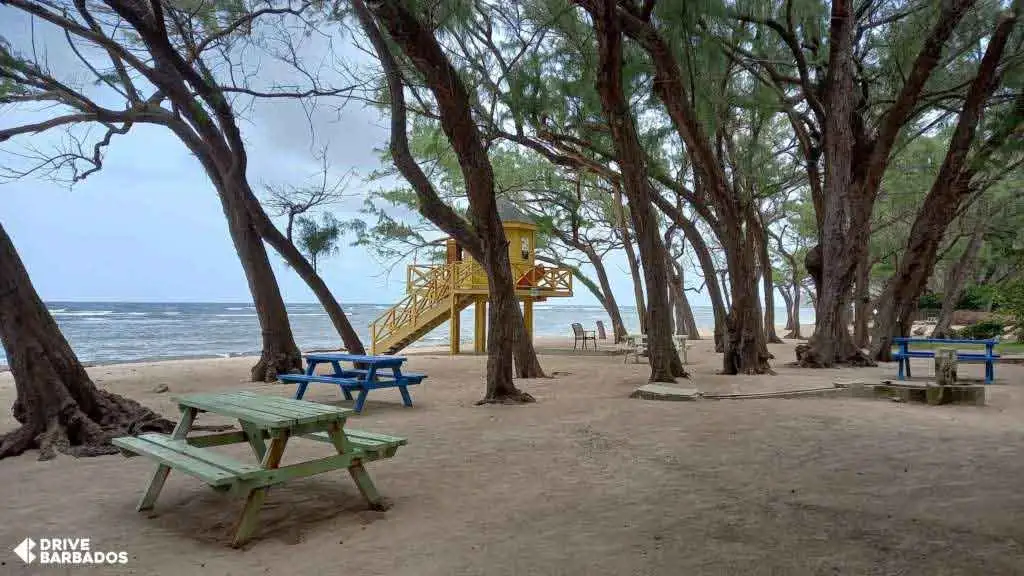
[{"x1": 496, "y1": 199, "x2": 535, "y2": 226}]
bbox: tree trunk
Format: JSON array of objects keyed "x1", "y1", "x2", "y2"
[
  {"x1": 670, "y1": 260, "x2": 700, "y2": 338},
  {"x1": 749, "y1": 210, "x2": 782, "y2": 343},
  {"x1": 585, "y1": 247, "x2": 629, "y2": 341},
  {"x1": 870, "y1": 7, "x2": 1016, "y2": 362},
  {"x1": 672, "y1": 212, "x2": 724, "y2": 347},
  {"x1": 801, "y1": 0, "x2": 862, "y2": 367},
  {"x1": 613, "y1": 186, "x2": 647, "y2": 335},
  {"x1": 853, "y1": 250, "x2": 871, "y2": 349},
  {"x1": 219, "y1": 182, "x2": 303, "y2": 382},
  {"x1": 722, "y1": 238, "x2": 774, "y2": 374},
  {"x1": 932, "y1": 232, "x2": 984, "y2": 338},
  {"x1": 240, "y1": 183, "x2": 366, "y2": 355},
  {"x1": 791, "y1": 280, "x2": 803, "y2": 339},
  {"x1": 587, "y1": 1, "x2": 685, "y2": 381},
  {"x1": 361, "y1": 0, "x2": 540, "y2": 400},
  {"x1": 780, "y1": 285, "x2": 795, "y2": 331},
  {"x1": 0, "y1": 221, "x2": 174, "y2": 460}
]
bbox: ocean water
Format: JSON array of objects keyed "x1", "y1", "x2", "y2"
[{"x1": 0, "y1": 302, "x2": 815, "y2": 367}]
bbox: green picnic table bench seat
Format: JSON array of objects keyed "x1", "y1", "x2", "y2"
[{"x1": 112, "y1": 429, "x2": 407, "y2": 493}]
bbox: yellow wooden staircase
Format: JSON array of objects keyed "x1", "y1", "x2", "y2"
[
  {"x1": 370, "y1": 261, "x2": 573, "y2": 355},
  {"x1": 370, "y1": 263, "x2": 470, "y2": 355}
]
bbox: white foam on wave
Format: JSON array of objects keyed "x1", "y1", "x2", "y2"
[
  {"x1": 163, "y1": 312, "x2": 181, "y2": 316},
  {"x1": 290, "y1": 313, "x2": 327, "y2": 316},
  {"x1": 214, "y1": 313, "x2": 258, "y2": 317},
  {"x1": 53, "y1": 310, "x2": 113, "y2": 316}
]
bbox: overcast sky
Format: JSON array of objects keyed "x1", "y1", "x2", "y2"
[{"x1": 0, "y1": 7, "x2": 702, "y2": 310}]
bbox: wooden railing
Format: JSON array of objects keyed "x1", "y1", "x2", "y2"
[
  {"x1": 371, "y1": 260, "x2": 573, "y2": 353},
  {"x1": 372, "y1": 264, "x2": 457, "y2": 353}
]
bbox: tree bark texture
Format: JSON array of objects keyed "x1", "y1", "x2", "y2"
[
  {"x1": 584, "y1": 0, "x2": 686, "y2": 381},
  {"x1": 613, "y1": 185, "x2": 647, "y2": 335},
  {"x1": 0, "y1": 221, "x2": 173, "y2": 460},
  {"x1": 800, "y1": 0, "x2": 977, "y2": 366},
  {"x1": 361, "y1": 0, "x2": 542, "y2": 400}
]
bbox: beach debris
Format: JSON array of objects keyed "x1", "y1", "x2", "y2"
[
  {"x1": 152, "y1": 384, "x2": 170, "y2": 394},
  {"x1": 630, "y1": 384, "x2": 701, "y2": 401}
]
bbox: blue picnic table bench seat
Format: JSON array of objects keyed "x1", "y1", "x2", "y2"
[
  {"x1": 279, "y1": 353, "x2": 426, "y2": 413},
  {"x1": 892, "y1": 338, "x2": 1000, "y2": 384}
]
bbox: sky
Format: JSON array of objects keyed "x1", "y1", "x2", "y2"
[{"x1": 0, "y1": 7, "x2": 677, "y2": 309}]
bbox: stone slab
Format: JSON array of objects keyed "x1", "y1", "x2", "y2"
[{"x1": 630, "y1": 384, "x2": 702, "y2": 401}]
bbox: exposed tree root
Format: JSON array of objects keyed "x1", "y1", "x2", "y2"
[
  {"x1": 476, "y1": 389, "x2": 537, "y2": 405},
  {"x1": 0, "y1": 389, "x2": 174, "y2": 461},
  {"x1": 250, "y1": 350, "x2": 302, "y2": 382},
  {"x1": 795, "y1": 344, "x2": 878, "y2": 368}
]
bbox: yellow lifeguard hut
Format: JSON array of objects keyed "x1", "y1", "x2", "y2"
[{"x1": 369, "y1": 202, "x2": 573, "y2": 354}]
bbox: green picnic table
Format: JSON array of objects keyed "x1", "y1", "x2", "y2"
[{"x1": 112, "y1": 391, "x2": 406, "y2": 547}]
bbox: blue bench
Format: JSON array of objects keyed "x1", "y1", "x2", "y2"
[
  {"x1": 281, "y1": 353, "x2": 427, "y2": 413},
  {"x1": 892, "y1": 338, "x2": 999, "y2": 384}
]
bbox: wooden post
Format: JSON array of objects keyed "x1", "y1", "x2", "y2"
[
  {"x1": 935, "y1": 348, "x2": 958, "y2": 386},
  {"x1": 474, "y1": 298, "x2": 486, "y2": 354},
  {"x1": 450, "y1": 296, "x2": 460, "y2": 355},
  {"x1": 523, "y1": 298, "x2": 534, "y2": 339}
]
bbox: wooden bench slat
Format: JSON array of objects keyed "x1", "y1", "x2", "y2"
[
  {"x1": 211, "y1": 394, "x2": 320, "y2": 426},
  {"x1": 113, "y1": 435, "x2": 254, "y2": 486},
  {"x1": 175, "y1": 393, "x2": 291, "y2": 427},
  {"x1": 347, "y1": 429, "x2": 409, "y2": 446},
  {"x1": 230, "y1": 391, "x2": 350, "y2": 423}
]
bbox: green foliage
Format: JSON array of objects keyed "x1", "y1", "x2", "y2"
[
  {"x1": 956, "y1": 285, "x2": 995, "y2": 311},
  {"x1": 295, "y1": 213, "x2": 342, "y2": 272},
  {"x1": 953, "y1": 320, "x2": 1006, "y2": 340},
  {"x1": 917, "y1": 292, "x2": 942, "y2": 310},
  {"x1": 995, "y1": 280, "x2": 1024, "y2": 342}
]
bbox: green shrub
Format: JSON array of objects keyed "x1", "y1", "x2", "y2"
[
  {"x1": 996, "y1": 280, "x2": 1024, "y2": 342},
  {"x1": 917, "y1": 292, "x2": 943, "y2": 310},
  {"x1": 954, "y1": 320, "x2": 1006, "y2": 340},
  {"x1": 956, "y1": 285, "x2": 995, "y2": 311}
]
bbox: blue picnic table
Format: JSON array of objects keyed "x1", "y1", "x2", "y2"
[
  {"x1": 893, "y1": 338, "x2": 999, "y2": 384},
  {"x1": 278, "y1": 353, "x2": 426, "y2": 413}
]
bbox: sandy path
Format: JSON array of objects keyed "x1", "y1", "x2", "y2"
[{"x1": 1, "y1": 339, "x2": 1022, "y2": 575}]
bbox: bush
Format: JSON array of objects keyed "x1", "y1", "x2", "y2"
[
  {"x1": 956, "y1": 285, "x2": 995, "y2": 311},
  {"x1": 996, "y1": 280, "x2": 1024, "y2": 342},
  {"x1": 953, "y1": 320, "x2": 1006, "y2": 340},
  {"x1": 917, "y1": 292, "x2": 943, "y2": 310}
]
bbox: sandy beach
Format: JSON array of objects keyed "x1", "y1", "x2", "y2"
[{"x1": 1, "y1": 336, "x2": 1023, "y2": 575}]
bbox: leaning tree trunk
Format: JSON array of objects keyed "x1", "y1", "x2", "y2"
[
  {"x1": 0, "y1": 222, "x2": 173, "y2": 460},
  {"x1": 585, "y1": 246, "x2": 629, "y2": 341},
  {"x1": 620, "y1": 222, "x2": 647, "y2": 335},
  {"x1": 361, "y1": 0, "x2": 540, "y2": 400},
  {"x1": 933, "y1": 232, "x2": 984, "y2": 338},
  {"x1": 511, "y1": 299, "x2": 545, "y2": 379},
  {"x1": 870, "y1": 6, "x2": 1015, "y2": 361},
  {"x1": 669, "y1": 260, "x2": 700, "y2": 338},
  {"x1": 589, "y1": 3, "x2": 685, "y2": 381},
  {"x1": 481, "y1": 230, "x2": 537, "y2": 401},
  {"x1": 219, "y1": 180, "x2": 303, "y2": 382},
  {"x1": 674, "y1": 212, "x2": 724, "y2": 347},
  {"x1": 240, "y1": 183, "x2": 366, "y2": 355}
]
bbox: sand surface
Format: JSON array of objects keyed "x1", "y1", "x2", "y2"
[{"x1": 1, "y1": 337, "x2": 1023, "y2": 575}]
